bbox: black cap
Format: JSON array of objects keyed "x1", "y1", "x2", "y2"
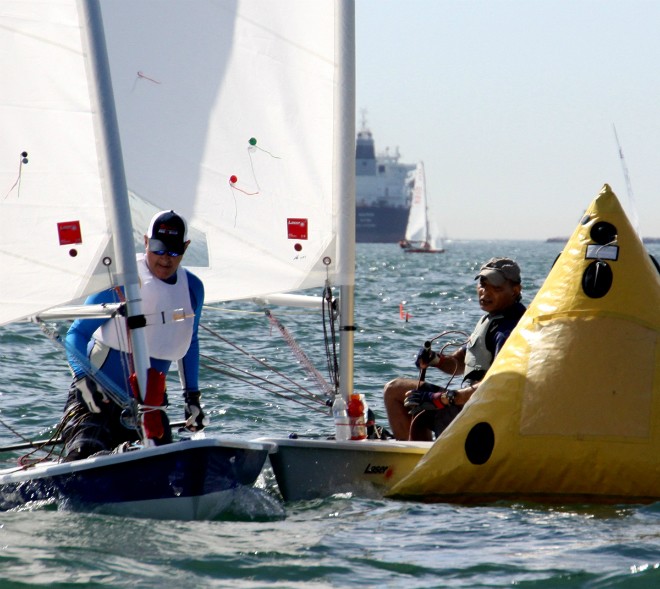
[{"x1": 147, "y1": 210, "x2": 188, "y2": 255}]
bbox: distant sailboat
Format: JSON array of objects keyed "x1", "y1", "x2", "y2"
[{"x1": 399, "y1": 162, "x2": 444, "y2": 253}]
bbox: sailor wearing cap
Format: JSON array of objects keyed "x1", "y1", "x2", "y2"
[
  {"x1": 61, "y1": 211, "x2": 208, "y2": 461},
  {"x1": 94, "y1": 211, "x2": 196, "y2": 362},
  {"x1": 464, "y1": 258, "x2": 524, "y2": 382},
  {"x1": 384, "y1": 257, "x2": 526, "y2": 441}
]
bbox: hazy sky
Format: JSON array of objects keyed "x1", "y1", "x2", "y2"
[{"x1": 355, "y1": 0, "x2": 660, "y2": 240}]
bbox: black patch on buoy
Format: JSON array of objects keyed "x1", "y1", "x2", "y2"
[
  {"x1": 550, "y1": 252, "x2": 561, "y2": 269},
  {"x1": 465, "y1": 422, "x2": 495, "y2": 465},
  {"x1": 582, "y1": 260, "x2": 613, "y2": 298},
  {"x1": 650, "y1": 255, "x2": 660, "y2": 276},
  {"x1": 590, "y1": 221, "x2": 617, "y2": 245}
]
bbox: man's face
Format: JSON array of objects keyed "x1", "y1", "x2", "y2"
[
  {"x1": 143, "y1": 236, "x2": 189, "y2": 281},
  {"x1": 476, "y1": 276, "x2": 521, "y2": 313}
]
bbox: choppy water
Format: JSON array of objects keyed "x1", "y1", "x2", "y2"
[{"x1": 1, "y1": 240, "x2": 659, "y2": 588}]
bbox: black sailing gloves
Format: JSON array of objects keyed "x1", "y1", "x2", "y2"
[
  {"x1": 182, "y1": 391, "x2": 209, "y2": 432},
  {"x1": 415, "y1": 346, "x2": 441, "y2": 369},
  {"x1": 404, "y1": 382, "x2": 445, "y2": 414}
]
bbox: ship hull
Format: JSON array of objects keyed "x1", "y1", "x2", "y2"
[{"x1": 356, "y1": 205, "x2": 409, "y2": 243}]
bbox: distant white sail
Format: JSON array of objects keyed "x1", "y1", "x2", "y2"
[
  {"x1": 402, "y1": 162, "x2": 442, "y2": 251},
  {"x1": 404, "y1": 162, "x2": 428, "y2": 244},
  {"x1": 0, "y1": 1, "x2": 115, "y2": 325},
  {"x1": 101, "y1": 0, "x2": 340, "y2": 303}
]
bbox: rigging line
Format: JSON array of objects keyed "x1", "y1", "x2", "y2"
[
  {"x1": 0, "y1": 414, "x2": 58, "y2": 447},
  {"x1": 2, "y1": 423, "x2": 190, "y2": 474},
  {"x1": 102, "y1": 278, "x2": 139, "y2": 411},
  {"x1": 36, "y1": 319, "x2": 133, "y2": 409},
  {"x1": 0, "y1": 437, "x2": 63, "y2": 453},
  {"x1": 0, "y1": 316, "x2": 139, "y2": 465},
  {"x1": 199, "y1": 323, "x2": 327, "y2": 402},
  {"x1": 200, "y1": 354, "x2": 326, "y2": 405},
  {"x1": 426, "y1": 330, "x2": 470, "y2": 346},
  {"x1": 612, "y1": 123, "x2": 641, "y2": 236},
  {"x1": 210, "y1": 343, "x2": 324, "y2": 402},
  {"x1": 203, "y1": 304, "x2": 319, "y2": 318},
  {"x1": 264, "y1": 310, "x2": 334, "y2": 398},
  {"x1": 420, "y1": 330, "x2": 470, "y2": 389},
  {"x1": 203, "y1": 305, "x2": 266, "y2": 315},
  {"x1": 0, "y1": 418, "x2": 189, "y2": 456},
  {"x1": 200, "y1": 362, "x2": 327, "y2": 414},
  {"x1": 321, "y1": 284, "x2": 339, "y2": 390},
  {"x1": 63, "y1": 260, "x2": 136, "y2": 412},
  {"x1": 200, "y1": 352, "x2": 319, "y2": 398},
  {"x1": 434, "y1": 341, "x2": 463, "y2": 389},
  {"x1": 0, "y1": 413, "x2": 66, "y2": 467},
  {"x1": 409, "y1": 335, "x2": 469, "y2": 440},
  {"x1": 17, "y1": 420, "x2": 67, "y2": 467}
]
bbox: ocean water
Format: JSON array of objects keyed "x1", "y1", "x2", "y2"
[{"x1": 0, "y1": 240, "x2": 659, "y2": 588}]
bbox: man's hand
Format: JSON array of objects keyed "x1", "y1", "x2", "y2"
[
  {"x1": 183, "y1": 391, "x2": 209, "y2": 432},
  {"x1": 415, "y1": 347, "x2": 441, "y2": 369},
  {"x1": 72, "y1": 375, "x2": 109, "y2": 414},
  {"x1": 403, "y1": 382, "x2": 445, "y2": 414}
]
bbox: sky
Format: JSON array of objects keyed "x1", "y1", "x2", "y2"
[{"x1": 355, "y1": 0, "x2": 660, "y2": 240}]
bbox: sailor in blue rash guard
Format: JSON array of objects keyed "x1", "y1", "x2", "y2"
[
  {"x1": 61, "y1": 210, "x2": 207, "y2": 461},
  {"x1": 383, "y1": 257, "x2": 525, "y2": 441}
]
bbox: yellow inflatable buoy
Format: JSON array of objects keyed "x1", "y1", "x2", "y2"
[{"x1": 388, "y1": 185, "x2": 660, "y2": 504}]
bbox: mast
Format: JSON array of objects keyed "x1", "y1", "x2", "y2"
[
  {"x1": 421, "y1": 163, "x2": 430, "y2": 245},
  {"x1": 78, "y1": 1, "x2": 150, "y2": 419},
  {"x1": 336, "y1": 0, "x2": 356, "y2": 401}
]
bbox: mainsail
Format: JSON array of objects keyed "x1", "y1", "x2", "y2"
[{"x1": 101, "y1": 0, "x2": 342, "y2": 303}]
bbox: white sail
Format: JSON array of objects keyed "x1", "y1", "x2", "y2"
[
  {"x1": 100, "y1": 0, "x2": 341, "y2": 303},
  {"x1": 404, "y1": 162, "x2": 428, "y2": 244},
  {"x1": 426, "y1": 218, "x2": 443, "y2": 251},
  {"x1": 0, "y1": 1, "x2": 116, "y2": 326},
  {"x1": 402, "y1": 161, "x2": 443, "y2": 251}
]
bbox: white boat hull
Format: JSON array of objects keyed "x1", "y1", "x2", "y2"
[
  {"x1": 0, "y1": 438, "x2": 274, "y2": 520},
  {"x1": 255, "y1": 437, "x2": 431, "y2": 501}
]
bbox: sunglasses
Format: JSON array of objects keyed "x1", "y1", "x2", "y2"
[{"x1": 151, "y1": 250, "x2": 182, "y2": 258}]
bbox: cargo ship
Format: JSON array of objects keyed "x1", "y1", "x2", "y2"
[{"x1": 355, "y1": 123, "x2": 415, "y2": 243}]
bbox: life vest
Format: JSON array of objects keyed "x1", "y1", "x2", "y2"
[
  {"x1": 93, "y1": 254, "x2": 194, "y2": 361},
  {"x1": 463, "y1": 312, "x2": 502, "y2": 382}
]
